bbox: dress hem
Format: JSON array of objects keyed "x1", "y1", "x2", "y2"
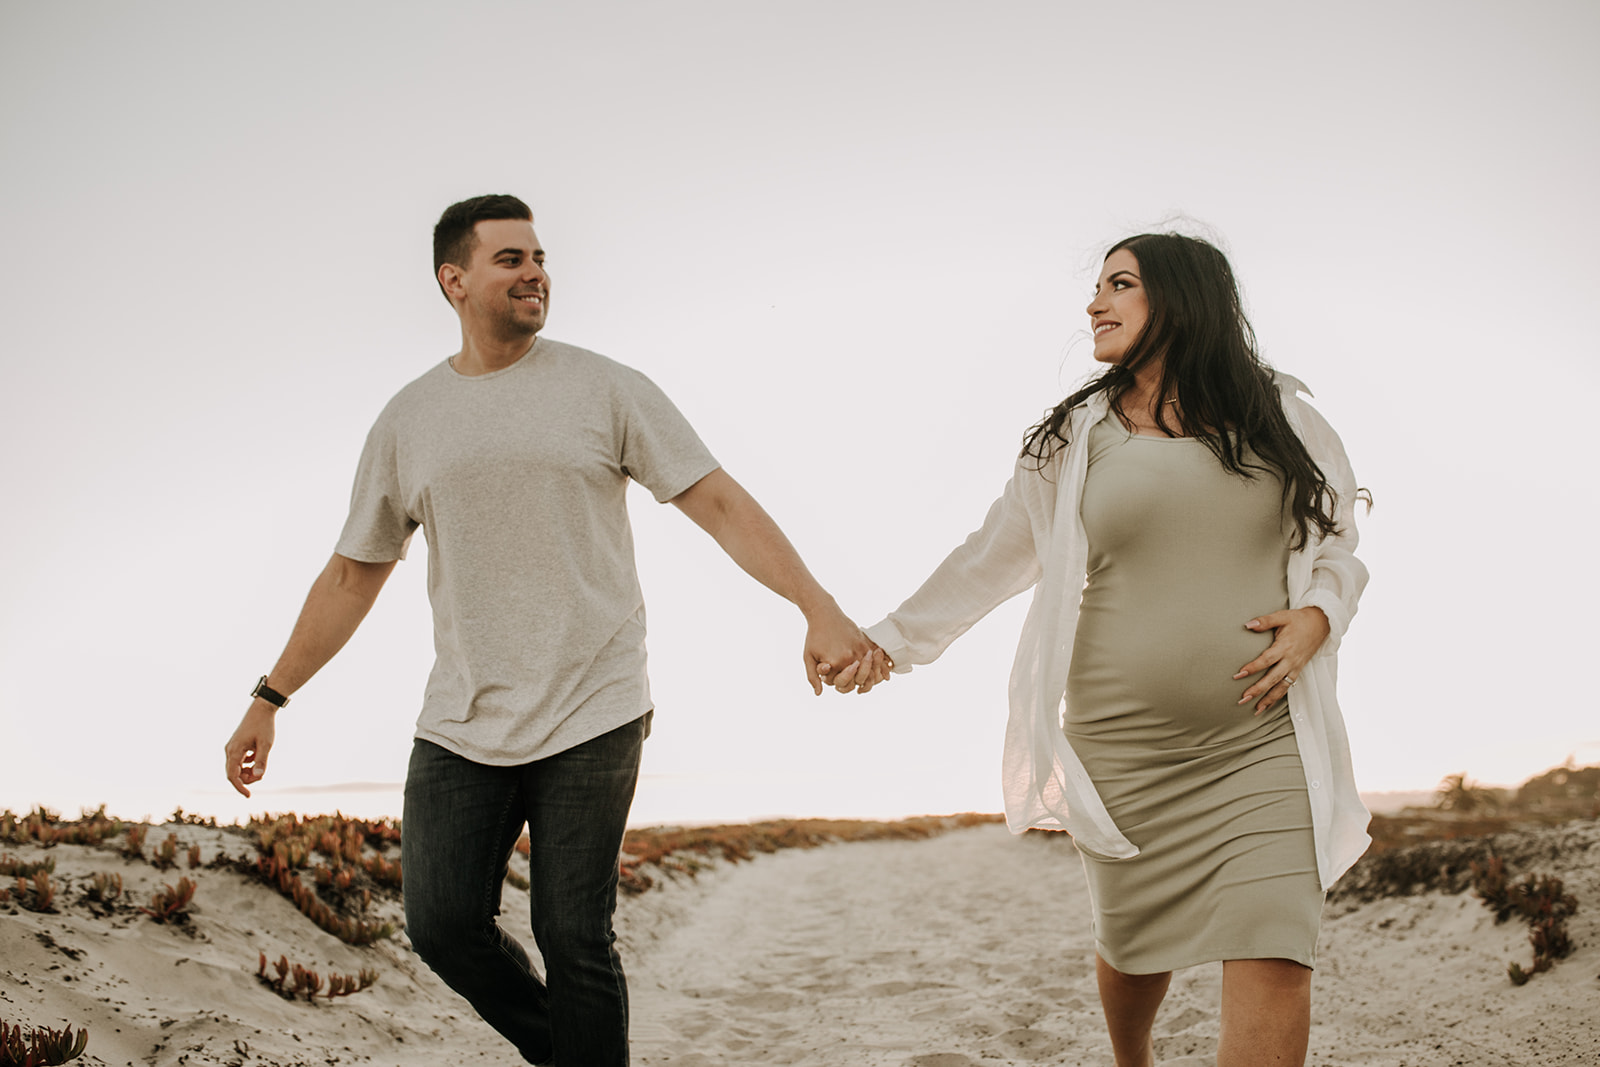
[{"x1": 1094, "y1": 942, "x2": 1317, "y2": 976}]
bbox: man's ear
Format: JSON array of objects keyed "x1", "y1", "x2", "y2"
[{"x1": 438, "y1": 262, "x2": 466, "y2": 304}]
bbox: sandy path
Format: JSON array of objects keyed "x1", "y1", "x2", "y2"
[
  {"x1": 626, "y1": 825, "x2": 1116, "y2": 1066},
  {"x1": 622, "y1": 823, "x2": 1600, "y2": 1067}
]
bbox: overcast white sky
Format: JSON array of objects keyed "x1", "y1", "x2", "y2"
[{"x1": 2, "y1": 1, "x2": 1596, "y2": 827}]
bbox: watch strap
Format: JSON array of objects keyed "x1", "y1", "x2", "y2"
[{"x1": 251, "y1": 675, "x2": 291, "y2": 709}]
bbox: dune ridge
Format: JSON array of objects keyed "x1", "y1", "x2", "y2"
[{"x1": 1, "y1": 805, "x2": 1595, "y2": 1066}]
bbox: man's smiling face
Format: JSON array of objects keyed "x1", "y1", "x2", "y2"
[{"x1": 456, "y1": 218, "x2": 550, "y2": 340}]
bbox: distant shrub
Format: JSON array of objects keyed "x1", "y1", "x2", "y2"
[
  {"x1": 1432, "y1": 773, "x2": 1508, "y2": 814},
  {"x1": 1516, "y1": 763, "x2": 1600, "y2": 817}
]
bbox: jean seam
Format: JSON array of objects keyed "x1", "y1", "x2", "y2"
[{"x1": 483, "y1": 776, "x2": 527, "y2": 972}]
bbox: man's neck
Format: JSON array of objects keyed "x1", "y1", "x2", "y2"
[{"x1": 452, "y1": 330, "x2": 539, "y2": 376}]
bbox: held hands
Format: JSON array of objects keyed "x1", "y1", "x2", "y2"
[
  {"x1": 1233, "y1": 606, "x2": 1330, "y2": 714},
  {"x1": 823, "y1": 648, "x2": 895, "y2": 694},
  {"x1": 803, "y1": 601, "x2": 892, "y2": 696}
]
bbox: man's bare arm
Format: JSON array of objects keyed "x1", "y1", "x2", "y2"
[
  {"x1": 223, "y1": 553, "x2": 396, "y2": 797},
  {"x1": 670, "y1": 468, "x2": 885, "y2": 695}
]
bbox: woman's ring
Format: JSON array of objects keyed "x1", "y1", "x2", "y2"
[{"x1": 1287, "y1": 676, "x2": 1299, "y2": 687}]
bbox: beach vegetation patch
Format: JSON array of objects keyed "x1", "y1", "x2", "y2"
[
  {"x1": 255, "y1": 952, "x2": 379, "y2": 1002},
  {"x1": 239, "y1": 813, "x2": 401, "y2": 945},
  {"x1": 0, "y1": 808, "x2": 123, "y2": 850},
  {"x1": 251, "y1": 851, "x2": 395, "y2": 945},
  {"x1": 168, "y1": 807, "x2": 219, "y2": 828},
  {"x1": 152, "y1": 832, "x2": 180, "y2": 870},
  {"x1": 0, "y1": 1017, "x2": 89, "y2": 1066},
  {"x1": 1327, "y1": 805, "x2": 1590, "y2": 984},
  {"x1": 82, "y1": 872, "x2": 122, "y2": 912},
  {"x1": 120, "y1": 824, "x2": 146, "y2": 861},
  {"x1": 0, "y1": 855, "x2": 55, "y2": 879},
  {"x1": 9, "y1": 871, "x2": 58, "y2": 913},
  {"x1": 139, "y1": 877, "x2": 195, "y2": 924},
  {"x1": 1470, "y1": 855, "x2": 1579, "y2": 984}
]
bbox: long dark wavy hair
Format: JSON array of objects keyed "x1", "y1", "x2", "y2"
[{"x1": 1021, "y1": 232, "x2": 1340, "y2": 550}]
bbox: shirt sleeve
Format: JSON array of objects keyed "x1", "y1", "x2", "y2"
[
  {"x1": 334, "y1": 407, "x2": 417, "y2": 563},
  {"x1": 866, "y1": 458, "x2": 1047, "y2": 671},
  {"x1": 1292, "y1": 397, "x2": 1369, "y2": 655},
  {"x1": 614, "y1": 368, "x2": 721, "y2": 503}
]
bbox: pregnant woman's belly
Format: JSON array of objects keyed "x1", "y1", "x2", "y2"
[
  {"x1": 1065, "y1": 419, "x2": 1294, "y2": 751},
  {"x1": 1066, "y1": 584, "x2": 1284, "y2": 747}
]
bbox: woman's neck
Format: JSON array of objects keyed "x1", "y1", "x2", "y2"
[{"x1": 1114, "y1": 365, "x2": 1179, "y2": 435}]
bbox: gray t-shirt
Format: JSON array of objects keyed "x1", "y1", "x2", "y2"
[{"x1": 335, "y1": 337, "x2": 720, "y2": 764}]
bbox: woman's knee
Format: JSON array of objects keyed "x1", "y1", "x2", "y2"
[
  {"x1": 1223, "y1": 957, "x2": 1312, "y2": 992},
  {"x1": 1097, "y1": 954, "x2": 1172, "y2": 991}
]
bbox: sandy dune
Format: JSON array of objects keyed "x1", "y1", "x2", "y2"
[{"x1": 2, "y1": 819, "x2": 1596, "y2": 1066}]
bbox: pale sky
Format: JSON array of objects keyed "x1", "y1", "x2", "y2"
[{"x1": 2, "y1": 1, "x2": 1596, "y2": 827}]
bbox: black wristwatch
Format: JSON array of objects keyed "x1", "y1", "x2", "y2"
[{"x1": 251, "y1": 676, "x2": 291, "y2": 709}]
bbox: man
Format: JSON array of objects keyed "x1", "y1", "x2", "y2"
[{"x1": 223, "y1": 194, "x2": 888, "y2": 1066}]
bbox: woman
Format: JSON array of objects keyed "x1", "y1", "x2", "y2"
[{"x1": 853, "y1": 233, "x2": 1369, "y2": 1067}]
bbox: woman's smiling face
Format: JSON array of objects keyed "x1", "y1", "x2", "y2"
[{"x1": 1086, "y1": 247, "x2": 1148, "y2": 364}]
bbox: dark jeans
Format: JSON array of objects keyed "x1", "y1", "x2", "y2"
[{"x1": 402, "y1": 713, "x2": 649, "y2": 1066}]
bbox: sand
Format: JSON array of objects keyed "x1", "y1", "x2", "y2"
[{"x1": 2, "y1": 818, "x2": 1596, "y2": 1066}]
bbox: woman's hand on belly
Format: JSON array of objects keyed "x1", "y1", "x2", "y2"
[{"x1": 1232, "y1": 607, "x2": 1330, "y2": 714}]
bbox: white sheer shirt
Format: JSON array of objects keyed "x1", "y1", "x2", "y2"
[{"x1": 864, "y1": 375, "x2": 1371, "y2": 890}]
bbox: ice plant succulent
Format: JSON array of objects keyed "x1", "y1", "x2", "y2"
[
  {"x1": 256, "y1": 952, "x2": 379, "y2": 1002},
  {"x1": 120, "y1": 825, "x2": 147, "y2": 861},
  {"x1": 0, "y1": 1017, "x2": 89, "y2": 1066},
  {"x1": 139, "y1": 878, "x2": 196, "y2": 923},
  {"x1": 85, "y1": 872, "x2": 122, "y2": 905}
]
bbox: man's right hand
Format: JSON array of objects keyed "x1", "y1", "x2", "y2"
[
  {"x1": 225, "y1": 703, "x2": 277, "y2": 797},
  {"x1": 220, "y1": 553, "x2": 396, "y2": 799}
]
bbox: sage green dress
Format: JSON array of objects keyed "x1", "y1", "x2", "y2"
[{"x1": 1065, "y1": 416, "x2": 1323, "y2": 974}]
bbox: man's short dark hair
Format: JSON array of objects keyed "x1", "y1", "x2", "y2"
[{"x1": 433, "y1": 194, "x2": 534, "y2": 300}]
